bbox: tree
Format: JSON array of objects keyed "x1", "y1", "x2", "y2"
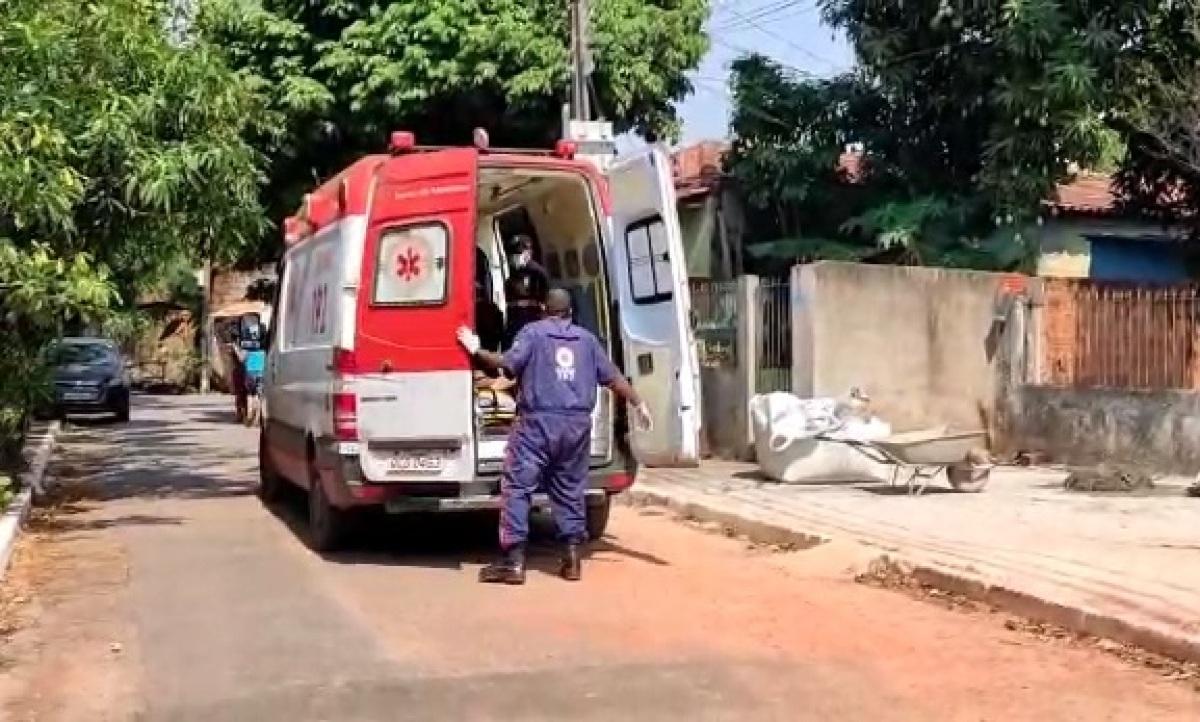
[
  {"x1": 727, "y1": 2, "x2": 1200, "y2": 272},
  {"x1": 820, "y1": 0, "x2": 1200, "y2": 223},
  {"x1": 199, "y1": 0, "x2": 709, "y2": 258},
  {"x1": 726, "y1": 54, "x2": 1012, "y2": 272},
  {"x1": 0, "y1": 0, "x2": 268, "y2": 299},
  {"x1": 0, "y1": 0, "x2": 268, "y2": 437},
  {"x1": 1112, "y1": 18, "x2": 1200, "y2": 231}
]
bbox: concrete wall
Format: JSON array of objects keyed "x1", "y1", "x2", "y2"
[
  {"x1": 1008, "y1": 386, "x2": 1200, "y2": 473},
  {"x1": 792, "y1": 262, "x2": 1014, "y2": 434}
]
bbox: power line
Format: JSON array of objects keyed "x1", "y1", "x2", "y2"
[
  {"x1": 690, "y1": 77, "x2": 798, "y2": 133},
  {"x1": 712, "y1": 3, "x2": 842, "y2": 70},
  {"x1": 712, "y1": 0, "x2": 810, "y2": 32}
]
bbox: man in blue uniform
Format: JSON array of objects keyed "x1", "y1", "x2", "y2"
[{"x1": 458, "y1": 288, "x2": 653, "y2": 584}]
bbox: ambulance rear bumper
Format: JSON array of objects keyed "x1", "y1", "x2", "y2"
[{"x1": 382, "y1": 489, "x2": 608, "y2": 514}]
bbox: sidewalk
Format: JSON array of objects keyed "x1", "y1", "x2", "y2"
[{"x1": 633, "y1": 461, "x2": 1200, "y2": 662}]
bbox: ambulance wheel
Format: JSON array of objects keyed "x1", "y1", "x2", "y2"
[
  {"x1": 257, "y1": 433, "x2": 284, "y2": 503},
  {"x1": 586, "y1": 496, "x2": 612, "y2": 541},
  {"x1": 307, "y1": 457, "x2": 350, "y2": 552}
]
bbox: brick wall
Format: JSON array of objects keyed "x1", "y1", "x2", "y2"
[
  {"x1": 1040, "y1": 280, "x2": 1079, "y2": 386},
  {"x1": 210, "y1": 266, "x2": 275, "y2": 311}
]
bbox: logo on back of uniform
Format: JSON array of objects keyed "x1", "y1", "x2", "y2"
[{"x1": 554, "y1": 346, "x2": 576, "y2": 382}]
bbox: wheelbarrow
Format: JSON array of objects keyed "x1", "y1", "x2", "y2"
[{"x1": 825, "y1": 428, "x2": 993, "y2": 495}]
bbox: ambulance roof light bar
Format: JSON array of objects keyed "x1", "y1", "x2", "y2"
[
  {"x1": 385, "y1": 128, "x2": 576, "y2": 158},
  {"x1": 553, "y1": 140, "x2": 577, "y2": 159}
]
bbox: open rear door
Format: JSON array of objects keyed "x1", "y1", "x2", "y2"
[{"x1": 607, "y1": 146, "x2": 701, "y2": 467}]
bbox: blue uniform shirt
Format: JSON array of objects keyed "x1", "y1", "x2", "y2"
[{"x1": 502, "y1": 318, "x2": 619, "y2": 415}]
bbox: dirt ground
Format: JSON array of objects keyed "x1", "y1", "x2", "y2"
[{"x1": 2, "y1": 396, "x2": 1200, "y2": 721}]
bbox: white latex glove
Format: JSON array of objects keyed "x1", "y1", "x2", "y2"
[
  {"x1": 633, "y1": 401, "x2": 654, "y2": 432},
  {"x1": 457, "y1": 326, "x2": 481, "y2": 355}
]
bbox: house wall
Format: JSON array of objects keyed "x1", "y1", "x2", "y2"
[
  {"x1": 792, "y1": 262, "x2": 1014, "y2": 434},
  {"x1": 1035, "y1": 217, "x2": 1185, "y2": 282},
  {"x1": 676, "y1": 185, "x2": 744, "y2": 282},
  {"x1": 678, "y1": 196, "x2": 717, "y2": 280}
]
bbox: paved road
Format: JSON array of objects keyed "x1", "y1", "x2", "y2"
[{"x1": 2, "y1": 396, "x2": 1198, "y2": 721}]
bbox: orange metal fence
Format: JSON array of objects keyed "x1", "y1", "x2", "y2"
[{"x1": 1041, "y1": 280, "x2": 1200, "y2": 390}]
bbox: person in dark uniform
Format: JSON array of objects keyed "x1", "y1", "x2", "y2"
[
  {"x1": 457, "y1": 289, "x2": 653, "y2": 584},
  {"x1": 474, "y1": 247, "x2": 504, "y2": 357},
  {"x1": 503, "y1": 235, "x2": 549, "y2": 348}
]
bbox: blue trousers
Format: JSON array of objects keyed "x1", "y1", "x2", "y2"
[{"x1": 500, "y1": 412, "x2": 592, "y2": 548}]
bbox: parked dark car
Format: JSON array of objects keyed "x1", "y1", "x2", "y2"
[{"x1": 47, "y1": 338, "x2": 130, "y2": 421}]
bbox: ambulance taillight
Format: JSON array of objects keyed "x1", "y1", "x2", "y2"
[
  {"x1": 333, "y1": 392, "x2": 358, "y2": 442},
  {"x1": 332, "y1": 348, "x2": 359, "y2": 441}
]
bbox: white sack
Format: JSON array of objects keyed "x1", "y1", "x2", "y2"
[{"x1": 750, "y1": 393, "x2": 893, "y2": 484}]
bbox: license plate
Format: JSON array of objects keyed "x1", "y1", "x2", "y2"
[
  {"x1": 386, "y1": 453, "x2": 444, "y2": 473},
  {"x1": 62, "y1": 391, "x2": 96, "y2": 401}
]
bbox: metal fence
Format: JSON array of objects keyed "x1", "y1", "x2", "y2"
[
  {"x1": 756, "y1": 277, "x2": 792, "y2": 392},
  {"x1": 689, "y1": 279, "x2": 738, "y2": 368},
  {"x1": 1042, "y1": 280, "x2": 1200, "y2": 390}
]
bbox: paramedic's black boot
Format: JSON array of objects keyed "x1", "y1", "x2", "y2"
[
  {"x1": 479, "y1": 544, "x2": 526, "y2": 585},
  {"x1": 559, "y1": 543, "x2": 582, "y2": 582}
]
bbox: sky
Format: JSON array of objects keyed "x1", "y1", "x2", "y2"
[{"x1": 677, "y1": 0, "x2": 856, "y2": 144}]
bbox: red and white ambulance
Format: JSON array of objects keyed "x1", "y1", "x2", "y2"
[{"x1": 259, "y1": 131, "x2": 700, "y2": 550}]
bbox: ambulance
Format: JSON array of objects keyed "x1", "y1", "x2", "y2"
[{"x1": 259, "y1": 131, "x2": 700, "y2": 550}]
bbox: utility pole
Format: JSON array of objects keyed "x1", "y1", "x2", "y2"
[
  {"x1": 199, "y1": 256, "x2": 212, "y2": 395},
  {"x1": 568, "y1": 0, "x2": 593, "y2": 124},
  {"x1": 566, "y1": 0, "x2": 616, "y2": 171}
]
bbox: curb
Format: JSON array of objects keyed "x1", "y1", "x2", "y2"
[
  {"x1": 0, "y1": 421, "x2": 61, "y2": 583},
  {"x1": 622, "y1": 484, "x2": 1200, "y2": 665}
]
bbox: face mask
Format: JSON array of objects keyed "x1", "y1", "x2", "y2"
[{"x1": 510, "y1": 252, "x2": 530, "y2": 268}]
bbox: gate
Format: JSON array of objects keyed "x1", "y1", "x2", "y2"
[
  {"x1": 689, "y1": 279, "x2": 738, "y2": 368},
  {"x1": 756, "y1": 277, "x2": 791, "y2": 393}
]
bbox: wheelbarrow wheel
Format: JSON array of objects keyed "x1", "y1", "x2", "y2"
[{"x1": 947, "y1": 458, "x2": 992, "y2": 493}]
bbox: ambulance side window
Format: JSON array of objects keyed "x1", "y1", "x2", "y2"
[
  {"x1": 372, "y1": 222, "x2": 450, "y2": 306},
  {"x1": 625, "y1": 215, "x2": 673, "y2": 305}
]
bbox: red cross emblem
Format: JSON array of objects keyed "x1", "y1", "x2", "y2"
[{"x1": 395, "y1": 246, "x2": 422, "y2": 282}]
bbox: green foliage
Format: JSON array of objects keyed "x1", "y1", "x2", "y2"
[
  {"x1": 728, "y1": 2, "x2": 1200, "y2": 270},
  {"x1": 0, "y1": 240, "x2": 116, "y2": 448},
  {"x1": 0, "y1": 0, "x2": 268, "y2": 299},
  {"x1": 0, "y1": 474, "x2": 13, "y2": 512},
  {"x1": 0, "y1": 0, "x2": 268, "y2": 450},
  {"x1": 200, "y1": 0, "x2": 709, "y2": 260}
]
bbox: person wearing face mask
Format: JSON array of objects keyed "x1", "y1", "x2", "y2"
[{"x1": 503, "y1": 234, "x2": 549, "y2": 348}]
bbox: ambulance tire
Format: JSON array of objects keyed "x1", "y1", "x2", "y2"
[
  {"x1": 256, "y1": 433, "x2": 284, "y2": 503},
  {"x1": 307, "y1": 454, "x2": 351, "y2": 552},
  {"x1": 586, "y1": 495, "x2": 612, "y2": 541}
]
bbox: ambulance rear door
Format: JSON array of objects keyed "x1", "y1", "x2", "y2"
[
  {"x1": 606, "y1": 146, "x2": 701, "y2": 467},
  {"x1": 353, "y1": 148, "x2": 479, "y2": 483}
]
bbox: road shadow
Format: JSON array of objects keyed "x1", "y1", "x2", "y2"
[
  {"x1": 1034, "y1": 481, "x2": 1184, "y2": 498},
  {"x1": 52, "y1": 394, "x2": 672, "y2": 575},
  {"x1": 263, "y1": 486, "x2": 669, "y2": 576},
  {"x1": 49, "y1": 402, "x2": 256, "y2": 503},
  {"x1": 855, "y1": 483, "x2": 958, "y2": 496},
  {"x1": 29, "y1": 513, "x2": 185, "y2": 533}
]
